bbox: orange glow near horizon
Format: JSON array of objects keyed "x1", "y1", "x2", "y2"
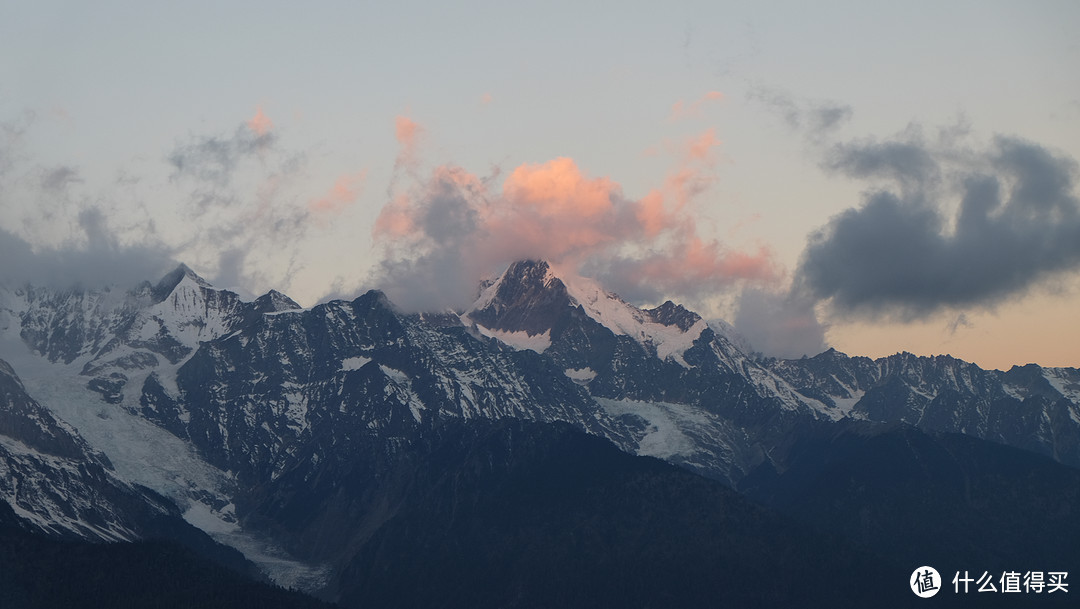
[{"x1": 825, "y1": 285, "x2": 1080, "y2": 370}]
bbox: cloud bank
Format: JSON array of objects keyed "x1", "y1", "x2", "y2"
[
  {"x1": 0, "y1": 205, "x2": 175, "y2": 290},
  {"x1": 372, "y1": 121, "x2": 777, "y2": 312},
  {"x1": 0, "y1": 116, "x2": 176, "y2": 288}
]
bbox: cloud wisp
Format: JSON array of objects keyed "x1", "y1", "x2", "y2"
[
  {"x1": 0, "y1": 108, "x2": 356, "y2": 298},
  {"x1": 733, "y1": 287, "x2": 827, "y2": 359},
  {"x1": 669, "y1": 91, "x2": 724, "y2": 121},
  {"x1": 748, "y1": 85, "x2": 853, "y2": 139},
  {"x1": 309, "y1": 171, "x2": 367, "y2": 216},
  {"x1": 0, "y1": 115, "x2": 177, "y2": 288}
]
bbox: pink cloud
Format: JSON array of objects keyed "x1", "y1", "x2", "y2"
[
  {"x1": 634, "y1": 239, "x2": 778, "y2": 285},
  {"x1": 668, "y1": 91, "x2": 725, "y2": 121},
  {"x1": 396, "y1": 115, "x2": 420, "y2": 148},
  {"x1": 684, "y1": 127, "x2": 721, "y2": 163},
  {"x1": 373, "y1": 149, "x2": 776, "y2": 309},
  {"x1": 371, "y1": 114, "x2": 772, "y2": 310},
  {"x1": 374, "y1": 194, "x2": 417, "y2": 238},
  {"x1": 502, "y1": 157, "x2": 618, "y2": 218},
  {"x1": 309, "y1": 171, "x2": 367, "y2": 214},
  {"x1": 394, "y1": 115, "x2": 424, "y2": 171},
  {"x1": 247, "y1": 106, "x2": 273, "y2": 136},
  {"x1": 483, "y1": 158, "x2": 628, "y2": 262}
]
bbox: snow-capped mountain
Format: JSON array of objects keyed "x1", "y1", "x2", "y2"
[
  {"x1": 466, "y1": 261, "x2": 879, "y2": 476},
  {"x1": 0, "y1": 357, "x2": 168, "y2": 540},
  {"x1": 0, "y1": 354, "x2": 260, "y2": 569},
  {"x1": 764, "y1": 348, "x2": 1080, "y2": 468},
  {"x1": 1, "y1": 259, "x2": 1079, "y2": 604},
  {"x1": 466, "y1": 259, "x2": 708, "y2": 364}
]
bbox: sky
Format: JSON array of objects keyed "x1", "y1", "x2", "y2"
[{"x1": 1, "y1": 1, "x2": 1079, "y2": 370}]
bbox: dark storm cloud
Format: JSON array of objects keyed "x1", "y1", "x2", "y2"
[
  {"x1": 823, "y1": 135, "x2": 939, "y2": 192},
  {"x1": 796, "y1": 135, "x2": 1080, "y2": 319}
]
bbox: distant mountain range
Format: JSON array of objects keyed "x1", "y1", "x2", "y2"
[{"x1": 1, "y1": 259, "x2": 1076, "y2": 607}]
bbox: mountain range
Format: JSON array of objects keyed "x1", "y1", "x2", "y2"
[{"x1": 1, "y1": 259, "x2": 1077, "y2": 607}]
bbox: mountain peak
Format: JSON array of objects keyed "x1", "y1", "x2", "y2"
[
  {"x1": 466, "y1": 260, "x2": 571, "y2": 335},
  {"x1": 504, "y1": 258, "x2": 553, "y2": 279},
  {"x1": 253, "y1": 289, "x2": 302, "y2": 313},
  {"x1": 465, "y1": 260, "x2": 710, "y2": 363},
  {"x1": 644, "y1": 300, "x2": 702, "y2": 332},
  {"x1": 151, "y1": 263, "x2": 211, "y2": 302}
]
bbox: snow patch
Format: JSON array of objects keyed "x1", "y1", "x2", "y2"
[
  {"x1": 830, "y1": 391, "x2": 865, "y2": 417},
  {"x1": 562, "y1": 274, "x2": 704, "y2": 365},
  {"x1": 564, "y1": 367, "x2": 597, "y2": 383},
  {"x1": 0, "y1": 435, "x2": 140, "y2": 542},
  {"x1": 0, "y1": 337, "x2": 232, "y2": 504},
  {"x1": 378, "y1": 365, "x2": 425, "y2": 422},
  {"x1": 1001, "y1": 382, "x2": 1026, "y2": 401},
  {"x1": 476, "y1": 325, "x2": 552, "y2": 353},
  {"x1": 1044, "y1": 367, "x2": 1080, "y2": 403},
  {"x1": 183, "y1": 502, "x2": 331, "y2": 591},
  {"x1": 596, "y1": 398, "x2": 704, "y2": 459},
  {"x1": 0, "y1": 334, "x2": 333, "y2": 591},
  {"x1": 379, "y1": 364, "x2": 409, "y2": 383},
  {"x1": 264, "y1": 309, "x2": 302, "y2": 316},
  {"x1": 341, "y1": 355, "x2": 372, "y2": 370}
]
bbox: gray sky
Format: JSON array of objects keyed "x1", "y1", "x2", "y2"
[{"x1": 2, "y1": 1, "x2": 1079, "y2": 368}]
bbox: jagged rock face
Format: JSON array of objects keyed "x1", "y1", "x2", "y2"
[
  {"x1": 2, "y1": 259, "x2": 1079, "y2": 600},
  {"x1": 14, "y1": 265, "x2": 245, "y2": 368},
  {"x1": 251, "y1": 290, "x2": 302, "y2": 316},
  {"x1": 133, "y1": 289, "x2": 638, "y2": 560},
  {"x1": 467, "y1": 259, "x2": 577, "y2": 335},
  {"x1": 463, "y1": 260, "x2": 839, "y2": 482},
  {"x1": 644, "y1": 300, "x2": 701, "y2": 331},
  {"x1": 764, "y1": 350, "x2": 1080, "y2": 468},
  {"x1": 5, "y1": 261, "x2": 1080, "y2": 489},
  {"x1": 17, "y1": 285, "x2": 140, "y2": 365},
  {"x1": 0, "y1": 358, "x2": 180, "y2": 541},
  {"x1": 464, "y1": 260, "x2": 1080, "y2": 481},
  {"x1": 163, "y1": 291, "x2": 629, "y2": 479},
  {"x1": 8, "y1": 265, "x2": 305, "y2": 414},
  {"x1": 0, "y1": 360, "x2": 98, "y2": 463}
]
